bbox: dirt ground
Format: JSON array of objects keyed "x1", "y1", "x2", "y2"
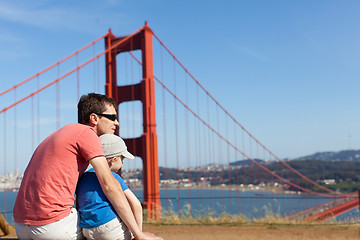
[{"x1": 2, "y1": 223, "x2": 360, "y2": 240}]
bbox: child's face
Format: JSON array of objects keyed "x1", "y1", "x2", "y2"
[{"x1": 110, "y1": 155, "x2": 125, "y2": 173}]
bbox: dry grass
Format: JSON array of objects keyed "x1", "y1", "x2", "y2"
[{"x1": 144, "y1": 203, "x2": 359, "y2": 227}]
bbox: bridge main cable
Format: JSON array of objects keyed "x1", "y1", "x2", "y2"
[
  {"x1": 153, "y1": 73, "x2": 343, "y2": 197},
  {"x1": 0, "y1": 26, "x2": 146, "y2": 114},
  {"x1": 152, "y1": 32, "x2": 347, "y2": 197},
  {"x1": 0, "y1": 34, "x2": 108, "y2": 97}
]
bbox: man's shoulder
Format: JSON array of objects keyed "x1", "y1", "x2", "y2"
[
  {"x1": 62, "y1": 123, "x2": 93, "y2": 130},
  {"x1": 59, "y1": 123, "x2": 96, "y2": 136},
  {"x1": 46, "y1": 123, "x2": 98, "y2": 149}
]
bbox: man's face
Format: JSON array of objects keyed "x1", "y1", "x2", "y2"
[{"x1": 95, "y1": 104, "x2": 119, "y2": 136}]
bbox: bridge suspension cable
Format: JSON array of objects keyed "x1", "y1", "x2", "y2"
[
  {"x1": 1, "y1": 25, "x2": 356, "y2": 225},
  {"x1": 127, "y1": 33, "x2": 348, "y2": 198}
]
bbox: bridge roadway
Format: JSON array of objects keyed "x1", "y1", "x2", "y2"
[{"x1": 286, "y1": 196, "x2": 358, "y2": 222}]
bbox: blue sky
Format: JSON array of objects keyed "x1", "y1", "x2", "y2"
[{"x1": 1, "y1": 0, "x2": 360, "y2": 171}]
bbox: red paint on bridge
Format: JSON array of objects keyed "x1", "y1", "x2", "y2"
[
  {"x1": 305, "y1": 198, "x2": 359, "y2": 222},
  {"x1": 1, "y1": 23, "x2": 358, "y2": 223},
  {"x1": 105, "y1": 23, "x2": 161, "y2": 220}
]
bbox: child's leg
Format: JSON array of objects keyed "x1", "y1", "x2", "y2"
[{"x1": 83, "y1": 217, "x2": 131, "y2": 240}]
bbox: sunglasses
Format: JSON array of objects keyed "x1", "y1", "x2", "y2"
[{"x1": 95, "y1": 113, "x2": 117, "y2": 121}]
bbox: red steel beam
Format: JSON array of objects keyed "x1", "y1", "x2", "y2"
[{"x1": 305, "y1": 198, "x2": 359, "y2": 222}]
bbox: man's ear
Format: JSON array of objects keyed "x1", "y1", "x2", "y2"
[{"x1": 89, "y1": 113, "x2": 98, "y2": 125}]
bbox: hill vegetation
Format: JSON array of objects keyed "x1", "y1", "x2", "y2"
[
  {"x1": 296, "y1": 149, "x2": 360, "y2": 161},
  {"x1": 126, "y1": 149, "x2": 360, "y2": 193}
]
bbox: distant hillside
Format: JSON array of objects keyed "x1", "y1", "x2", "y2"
[
  {"x1": 296, "y1": 149, "x2": 360, "y2": 161},
  {"x1": 227, "y1": 149, "x2": 360, "y2": 164},
  {"x1": 229, "y1": 158, "x2": 264, "y2": 166}
]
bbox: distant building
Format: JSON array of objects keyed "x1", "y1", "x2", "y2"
[{"x1": 321, "y1": 179, "x2": 336, "y2": 185}]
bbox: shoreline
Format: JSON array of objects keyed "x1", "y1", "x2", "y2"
[
  {"x1": 0, "y1": 186, "x2": 342, "y2": 196},
  {"x1": 3, "y1": 223, "x2": 360, "y2": 240}
]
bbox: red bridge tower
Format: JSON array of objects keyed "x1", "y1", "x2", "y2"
[{"x1": 105, "y1": 23, "x2": 161, "y2": 219}]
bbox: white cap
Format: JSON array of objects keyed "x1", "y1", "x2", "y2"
[{"x1": 99, "y1": 134, "x2": 135, "y2": 160}]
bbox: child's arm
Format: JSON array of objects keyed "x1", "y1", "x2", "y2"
[
  {"x1": 124, "y1": 189, "x2": 143, "y2": 231},
  {"x1": 90, "y1": 157, "x2": 151, "y2": 239}
]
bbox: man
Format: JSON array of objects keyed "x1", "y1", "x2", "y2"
[{"x1": 13, "y1": 93, "x2": 162, "y2": 240}]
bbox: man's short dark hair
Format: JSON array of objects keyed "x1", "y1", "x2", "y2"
[{"x1": 78, "y1": 93, "x2": 117, "y2": 124}]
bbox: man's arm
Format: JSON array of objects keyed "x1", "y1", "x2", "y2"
[
  {"x1": 124, "y1": 189, "x2": 143, "y2": 231},
  {"x1": 90, "y1": 156, "x2": 162, "y2": 240}
]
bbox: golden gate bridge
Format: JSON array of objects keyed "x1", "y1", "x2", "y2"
[{"x1": 0, "y1": 23, "x2": 358, "y2": 223}]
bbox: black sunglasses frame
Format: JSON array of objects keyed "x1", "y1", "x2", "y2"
[{"x1": 95, "y1": 113, "x2": 118, "y2": 121}]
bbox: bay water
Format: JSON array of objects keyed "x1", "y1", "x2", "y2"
[{"x1": 1, "y1": 189, "x2": 357, "y2": 225}]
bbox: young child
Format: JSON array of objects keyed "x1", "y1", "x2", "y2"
[{"x1": 76, "y1": 134, "x2": 143, "y2": 240}]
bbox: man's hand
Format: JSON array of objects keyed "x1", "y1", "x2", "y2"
[{"x1": 136, "y1": 232, "x2": 163, "y2": 240}]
